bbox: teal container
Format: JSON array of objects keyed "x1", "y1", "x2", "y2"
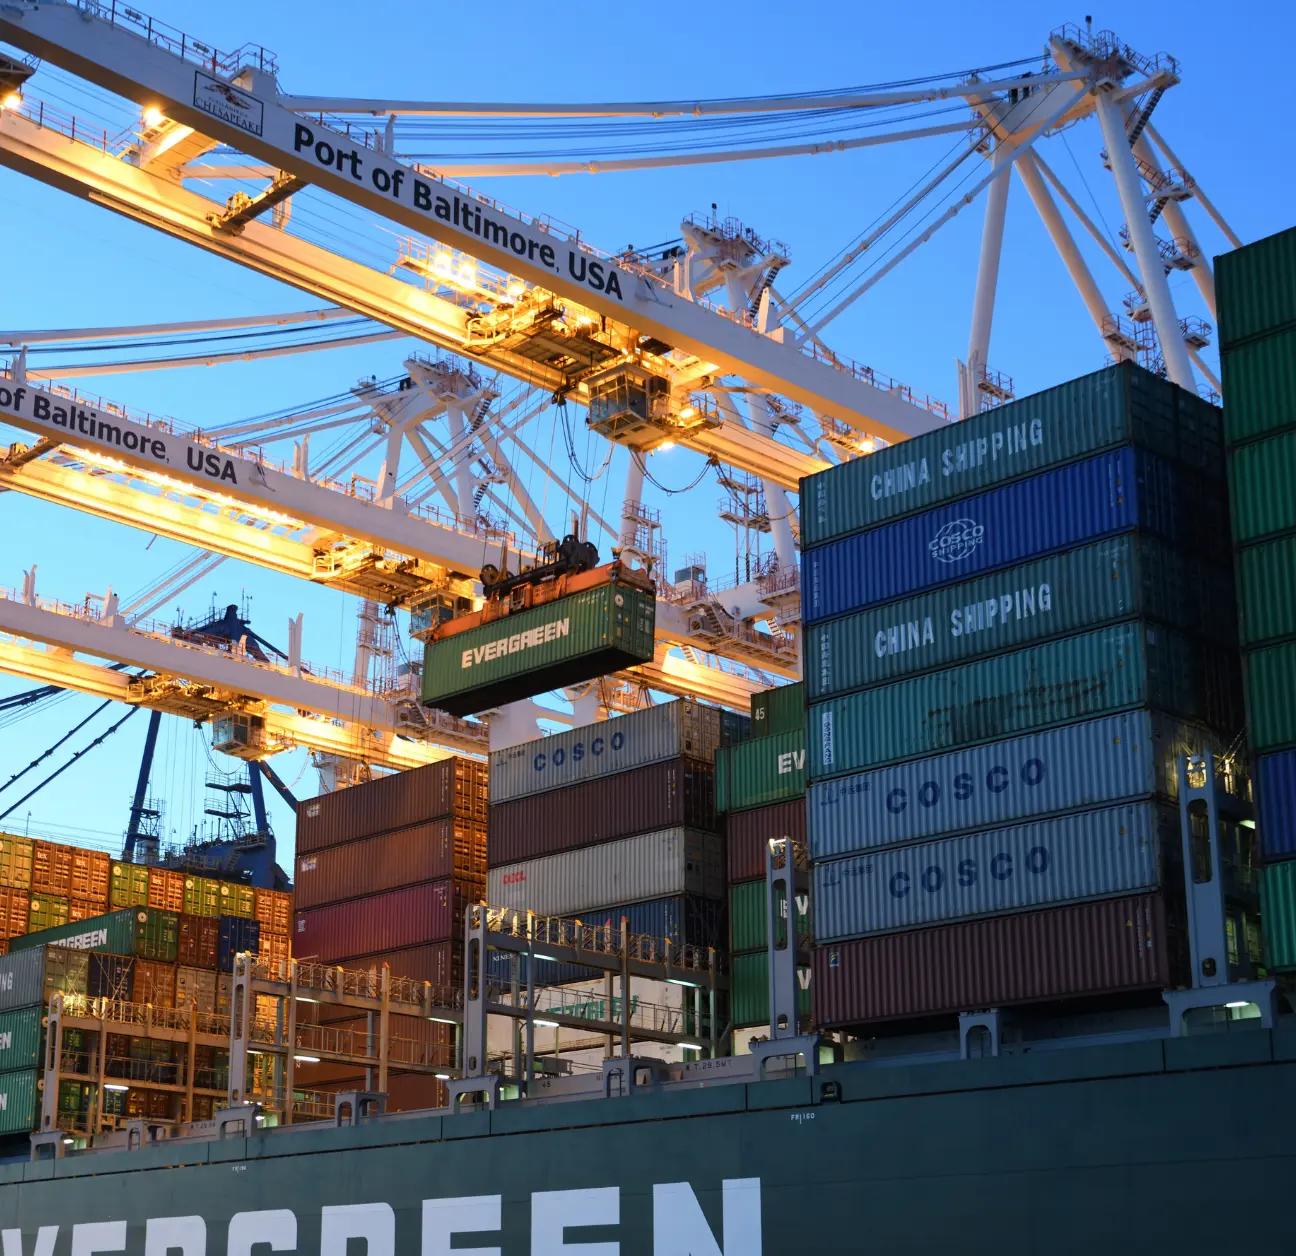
[
  {"x1": 1221, "y1": 324, "x2": 1296, "y2": 446},
  {"x1": 716, "y1": 730, "x2": 806, "y2": 813},
  {"x1": 0, "y1": 1007, "x2": 43, "y2": 1072},
  {"x1": 729, "y1": 878, "x2": 810, "y2": 954},
  {"x1": 0, "y1": 1068, "x2": 39, "y2": 1135},
  {"x1": 1261, "y1": 860, "x2": 1296, "y2": 970},
  {"x1": 809, "y1": 622, "x2": 1235, "y2": 780},
  {"x1": 1228, "y1": 427, "x2": 1296, "y2": 545},
  {"x1": 730, "y1": 951, "x2": 811, "y2": 1028},
  {"x1": 1237, "y1": 535, "x2": 1296, "y2": 648},
  {"x1": 1217, "y1": 225, "x2": 1296, "y2": 349},
  {"x1": 805, "y1": 534, "x2": 1236, "y2": 700},
  {"x1": 9, "y1": 907, "x2": 179, "y2": 962},
  {"x1": 1244, "y1": 642, "x2": 1296, "y2": 753},
  {"x1": 750, "y1": 683, "x2": 805, "y2": 739},
  {"x1": 800, "y1": 362, "x2": 1221, "y2": 545}
]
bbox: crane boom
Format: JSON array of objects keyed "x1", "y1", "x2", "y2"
[{"x1": 0, "y1": 0, "x2": 946, "y2": 442}]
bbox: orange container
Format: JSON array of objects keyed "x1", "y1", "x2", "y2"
[
  {"x1": 68, "y1": 848, "x2": 110, "y2": 906},
  {"x1": 30, "y1": 841, "x2": 74, "y2": 898},
  {"x1": 132, "y1": 959, "x2": 177, "y2": 1008},
  {"x1": 0, "y1": 888, "x2": 30, "y2": 939},
  {"x1": 68, "y1": 898, "x2": 104, "y2": 923},
  {"x1": 147, "y1": 868, "x2": 186, "y2": 914},
  {"x1": 253, "y1": 888, "x2": 293, "y2": 936},
  {"x1": 257, "y1": 932, "x2": 291, "y2": 967}
]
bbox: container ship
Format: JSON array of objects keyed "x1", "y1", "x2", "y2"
[{"x1": 0, "y1": 6, "x2": 1291, "y2": 1249}]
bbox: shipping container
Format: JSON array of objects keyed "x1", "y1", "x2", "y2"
[
  {"x1": 809, "y1": 623, "x2": 1238, "y2": 780},
  {"x1": 813, "y1": 802, "x2": 1176, "y2": 941},
  {"x1": 1216, "y1": 224, "x2": 1296, "y2": 349},
  {"x1": 321, "y1": 942, "x2": 460, "y2": 990},
  {"x1": 488, "y1": 757, "x2": 717, "y2": 866},
  {"x1": 108, "y1": 861, "x2": 149, "y2": 909},
  {"x1": 0, "y1": 889, "x2": 29, "y2": 941},
  {"x1": 750, "y1": 683, "x2": 805, "y2": 739},
  {"x1": 294, "y1": 818, "x2": 485, "y2": 911},
  {"x1": 808, "y1": 710, "x2": 1222, "y2": 857},
  {"x1": 802, "y1": 363, "x2": 1221, "y2": 544},
  {"x1": 1228, "y1": 427, "x2": 1296, "y2": 546},
  {"x1": 253, "y1": 888, "x2": 293, "y2": 937},
  {"x1": 175, "y1": 965, "x2": 218, "y2": 1013},
  {"x1": 1257, "y1": 750, "x2": 1296, "y2": 863},
  {"x1": 1244, "y1": 641, "x2": 1296, "y2": 753},
  {"x1": 1260, "y1": 859, "x2": 1296, "y2": 970},
  {"x1": 0, "y1": 946, "x2": 88, "y2": 1012},
  {"x1": 66, "y1": 898, "x2": 101, "y2": 924},
  {"x1": 176, "y1": 914, "x2": 219, "y2": 970},
  {"x1": 217, "y1": 916, "x2": 261, "y2": 972},
  {"x1": 88, "y1": 953, "x2": 134, "y2": 999},
  {"x1": 1220, "y1": 324, "x2": 1296, "y2": 446},
  {"x1": 727, "y1": 798, "x2": 807, "y2": 883},
  {"x1": 0, "y1": 1007, "x2": 42, "y2": 1073},
  {"x1": 806, "y1": 534, "x2": 1236, "y2": 701},
  {"x1": 729, "y1": 878, "x2": 810, "y2": 953},
  {"x1": 67, "y1": 849, "x2": 109, "y2": 907},
  {"x1": 422, "y1": 581, "x2": 657, "y2": 717},
  {"x1": 9, "y1": 907, "x2": 179, "y2": 961},
  {"x1": 297, "y1": 757, "x2": 488, "y2": 853},
  {"x1": 145, "y1": 867, "x2": 185, "y2": 914},
  {"x1": 1236, "y1": 534, "x2": 1296, "y2": 648},
  {"x1": 490, "y1": 700, "x2": 725, "y2": 803},
  {"x1": 730, "y1": 950, "x2": 811, "y2": 1029},
  {"x1": 30, "y1": 842, "x2": 73, "y2": 898},
  {"x1": 27, "y1": 896, "x2": 68, "y2": 933},
  {"x1": 813, "y1": 892, "x2": 1177, "y2": 1026},
  {"x1": 804, "y1": 446, "x2": 1224, "y2": 624},
  {"x1": 715, "y1": 730, "x2": 806, "y2": 814},
  {"x1": 131, "y1": 958, "x2": 176, "y2": 1008},
  {"x1": 293, "y1": 881, "x2": 459, "y2": 963},
  {"x1": 0, "y1": 835, "x2": 32, "y2": 891},
  {"x1": 219, "y1": 883, "x2": 257, "y2": 920},
  {"x1": 0, "y1": 1068, "x2": 39, "y2": 1135},
  {"x1": 182, "y1": 876, "x2": 222, "y2": 919},
  {"x1": 258, "y1": 932, "x2": 291, "y2": 967},
  {"x1": 486, "y1": 828, "x2": 723, "y2": 918}
]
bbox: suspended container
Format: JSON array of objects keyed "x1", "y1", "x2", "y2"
[
  {"x1": 808, "y1": 710, "x2": 1222, "y2": 858},
  {"x1": 422, "y1": 570, "x2": 656, "y2": 717},
  {"x1": 806, "y1": 534, "x2": 1236, "y2": 701},
  {"x1": 800, "y1": 361, "x2": 1222, "y2": 546},
  {"x1": 1216, "y1": 224, "x2": 1296, "y2": 349},
  {"x1": 808, "y1": 622, "x2": 1239, "y2": 781},
  {"x1": 1220, "y1": 324, "x2": 1296, "y2": 445},
  {"x1": 490, "y1": 700, "x2": 725, "y2": 804},
  {"x1": 805, "y1": 446, "x2": 1225, "y2": 625},
  {"x1": 715, "y1": 730, "x2": 807, "y2": 814}
]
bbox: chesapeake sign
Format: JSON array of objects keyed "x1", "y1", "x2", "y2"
[
  {"x1": 0, "y1": 384, "x2": 242, "y2": 487},
  {"x1": 0, "y1": 1179, "x2": 762, "y2": 1253}
]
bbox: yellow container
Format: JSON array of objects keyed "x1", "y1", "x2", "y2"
[{"x1": 0, "y1": 835, "x2": 33, "y2": 891}]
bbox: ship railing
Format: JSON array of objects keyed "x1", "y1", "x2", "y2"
[
  {"x1": 72, "y1": 1, "x2": 278, "y2": 76},
  {"x1": 246, "y1": 956, "x2": 462, "y2": 1014}
]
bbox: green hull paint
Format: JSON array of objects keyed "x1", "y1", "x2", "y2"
[{"x1": 0, "y1": 1032, "x2": 1293, "y2": 1251}]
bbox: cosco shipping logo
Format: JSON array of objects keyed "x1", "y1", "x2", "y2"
[
  {"x1": 929, "y1": 517, "x2": 984, "y2": 564},
  {"x1": 533, "y1": 730, "x2": 626, "y2": 773}
]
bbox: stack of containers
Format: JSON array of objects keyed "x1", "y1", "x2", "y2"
[
  {"x1": 800, "y1": 362, "x2": 1249, "y2": 1030},
  {"x1": 292, "y1": 757, "x2": 488, "y2": 1110},
  {"x1": 486, "y1": 701, "x2": 731, "y2": 989},
  {"x1": 717, "y1": 684, "x2": 811, "y2": 1040},
  {"x1": 1217, "y1": 226, "x2": 1296, "y2": 971},
  {"x1": 0, "y1": 836, "x2": 113, "y2": 943}
]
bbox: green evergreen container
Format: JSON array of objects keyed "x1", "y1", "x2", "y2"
[
  {"x1": 809, "y1": 622, "x2": 1233, "y2": 780},
  {"x1": 1244, "y1": 642, "x2": 1296, "y2": 753},
  {"x1": 1217, "y1": 225, "x2": 1296, "y2": 349},
  {"x1": 800, "y1": 362, "x2": 1222, "y2": 545},
  {"x1": 1237, "y1": 535, "x2": 1296, "y2": 647},
  {"x1": 1228, "y1": 428, "x2": 1296, "y2": 545},
  {"x1": 806, "y1": 535, "x2": 1236, "y2": 700},
  {"x1": 730, "y1": 951, "x2": 811, "y2": 1028},
  {"x1": 1221, "y1": 325, "x2": 1296, "y2": 446},
  {"x1": 715, "y1": 730, "x2": 806, "y2": 813},
  {"x1": 750, "y1": 683, "x2": 805, "y2": 739},
  {"x1": 1260, "y1": 859, "x2": 1296, "y2": 971},
  {"x1": 108, "y1": 861, "x2": 149, "y2": 910},
  {"x1": 422, "y1": 582, "x2": 656, "y2": 717},
  {"x1": 0, "y1": 1068, "x2": 39, "y2": 1135},
  {"x1": 9, "y1": 908, "x2": 179, "y2": 962},
  {"x1": 0, "y1": 1007, "x2": 44, "y2": 1073},
  {"x1": 729, "y1": 878, "x2": 810, "y2": 954}
]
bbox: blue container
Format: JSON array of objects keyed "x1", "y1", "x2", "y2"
[
  {"x1": 485, "y1": 895, "x2": 725, "y2": 987},
  {"x1": 803, "y1": 447, "x2": 1222, "y2": 624},
  {"x1": 217, "y1": 916, "x2": 261, "y2": 972},
  {"x1": 808, "y1": 711, "x2": 1222, "y2": 859},
  {"x1": 1257, "y1": 750, "x2": 1296, "y2": 862},
  {"x1": 812, "y1": 802, "x2": 1173, "y2": 941}
]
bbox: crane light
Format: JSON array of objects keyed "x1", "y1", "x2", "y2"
[
  {"x1": 0, "y1": 91, "x2": 21, "y2": 111},
  {"x1": 143, "y1": 105, "x2": 165, "y2": 128},
  {"x1": 657, "y1": 440, "x2": 676, "y2": 452}
]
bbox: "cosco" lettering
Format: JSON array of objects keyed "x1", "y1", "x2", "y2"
[
  {"x1": 889, "y1": 845, "x2": 1050, "y2": 898},
  {"x1": 885, "y1": 758, "x2": 1045, "y2": 815},
  {"x1": 534, "y1": 730, "x2": 626, "y2": 773}
]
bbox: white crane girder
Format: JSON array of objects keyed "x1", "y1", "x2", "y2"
[{"x1": 0, "y1": 2, "x2": 947, "y2": 443}]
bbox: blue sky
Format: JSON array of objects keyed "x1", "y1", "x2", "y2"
[{"x1": 0, "y1": 0, "x2": 1289, "y2": 870}]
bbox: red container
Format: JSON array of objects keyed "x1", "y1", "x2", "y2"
[
  {"x1": 315, "y1": 942, "x2": 461, "y2": 989},
  {"x1": 727, "y1": 798, "x2": 806, "y2": 883},
  {"x1": 489, "y1": 757, "x2": 717, "y2": 865},
  {"x1": 293, "y1": 880, "x2": 461, "y2": 961},
  {"x1": 294, "y1": 819, "x2": 487, "y2": 911},
  {"x1": 177, "y1": 914, "x2": 219, "y2": 969},
  {"x1": 813, "y1": 893, "x2": 1178, "y2": 1027},
  {"x1": 132, "y1": 959, "x2": 177, "y2": 1008},
  {"x1": 0, "y1": 889, "x2": 29, "y2": 940},
  {"x1": 297, "y1": 759, "x2": 488, "y2": 853},
  {"x1": 300, "y1": 1070, "x2": 448, "y2": 1114}
]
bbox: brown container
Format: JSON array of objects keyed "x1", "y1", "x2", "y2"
[
  {"x1": 30, "y1": 841, "x2": 73, "y2": 898},
  {"x1": 0, "y1": 889, "x2": 28, "y2": 940},
  {"x1": 304, "y1": 1013, "x2": 454, "y2": 1062},
  {"x1": 727, "y1": 797, "x2": 807, "y2": 884},
  {"x1": 68, "y1": 849, "x2": 110, "y2": 905},
  {"x1": 177, "y1": 914, "x2": 219, "y2": 969},
  {"x1": 294, "y1": 819, "x2": 487, "y2": 911},
  {"x1": 296, "y1": 758, "x2": 488, "y2": 853},
  {"x1": 813, "y1": 893, "x2": 1178, "y2": 1027},
  {"x1": 147, "y1": 868, "x2": 186, "y2": 914},
  {"x1": 253, "y1": 888, "x2": 293, "y2": 936},
  {"x1": 132, "y1": 959, "x2": 177, "y2": 1008},
  {"x1": 293, "y1": 879, "x2": 461, "y2": 961},
  {"x1": 488, "y1": 757, "x2": 717, "y2": 865},
  {"x1": 301, "y1": 1070, "x2": 448, "y2": 1114}
]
